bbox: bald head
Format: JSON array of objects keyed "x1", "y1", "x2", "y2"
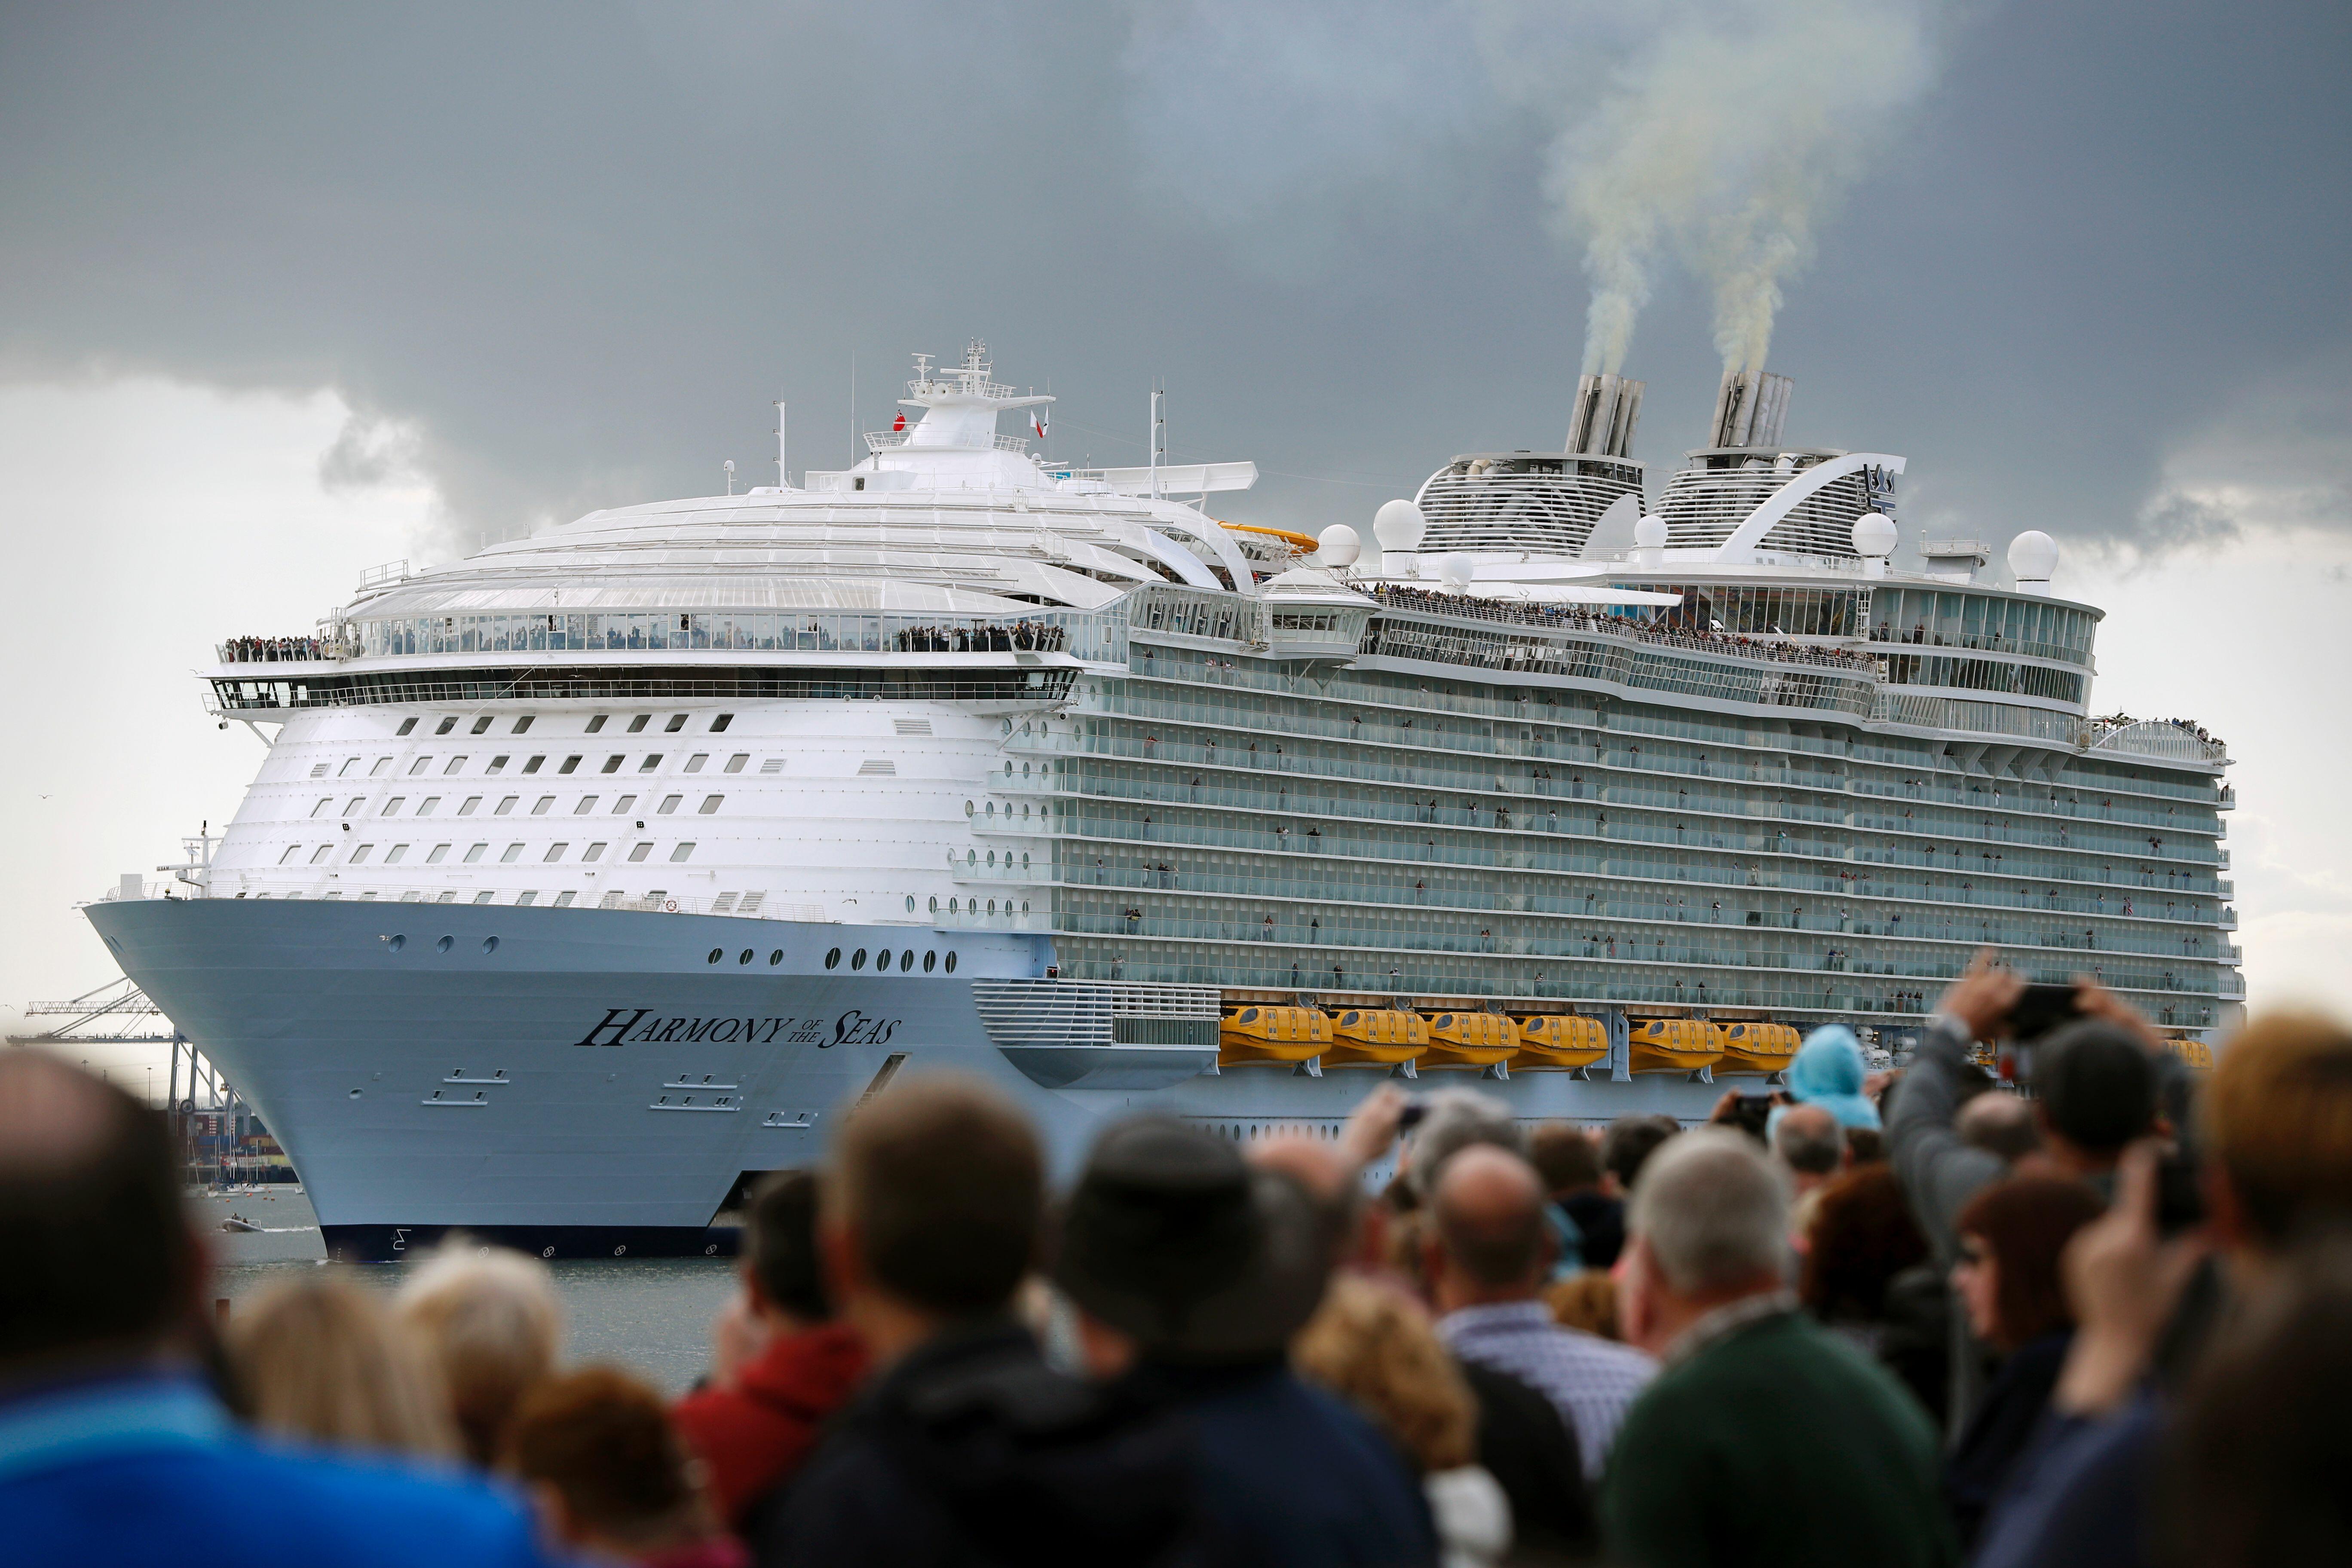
[
  {"x1": 1431, "y1": 1145, "x2": 1551, "y2": 1294},
  {"x1": 1771, "y1": 1104, "x2": 1845, "y2": 1177},
  {"x1": 1958, "y1": 1090, "x2": 2042, "y2": 1165},
  {"x1": 0, "y1": 1051, "x2": 193, "y2": 1372}
]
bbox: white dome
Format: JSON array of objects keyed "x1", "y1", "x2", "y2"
[
  {"x1": 2009, "y1": 530, "x2": 2059, "y2": 583},
  {"x1": 1316, "y1": 524, "x2": 1361, "y2": 568},
  {"x1": 1850, "y1": 512, "x2": 1899, "y2": 557},
  {"x1": 1373, "y1": 498, "x2": 1427, "y2": 553},
  {"x1": 1632, "y1": 514, "x2": 1668, "y2": 548},
  {"x1": 1438, "y1": 552, "x2": 1476, "y2": 590}
]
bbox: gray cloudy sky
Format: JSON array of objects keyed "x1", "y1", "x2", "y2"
[
  {"x1": 4, "y1": 0, "x2": 2347, "y2": 552},
  {"x1": 4, "y1": 2, "x2": 2350, "y2": 1066}
]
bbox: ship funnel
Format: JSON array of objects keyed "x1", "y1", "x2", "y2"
[
  {"x1": 1567, "y1": 372, "x2": 1645, "y2": 458},
  {"x1": 1707, "y1": 368, "x2": 1793, "y2": 449}
]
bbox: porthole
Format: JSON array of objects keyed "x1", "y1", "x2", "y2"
[
  {"x1": 348, "y1": 1087, "x2": 362, "y2": 1099},
  {"x1": 923, "y1": 950, "x2": 936, "y2": 973},
  {"x1": 986, "y1": 899, "x2": 997, "y2": 915},
  {"x1": 904, "y1": 894, "x2": 916, "y2": 913},
  {"x1": 481, "y1": 936, "x2": 499, "y2": 955},
  {"x1": 387, "y1": 934, "x2": 406, "y2": 952},
  {"x1": 707, "y1": 948, "x2": 723, "y2": 964},
  {"x1": 435, "y1": 935, "x2": 454, "y2": 953},
  {"x1": 900, "y1": 949, "x2": 915, "y2": 972},
  {"x1": 738, "y1": 949, "x2": 753, "y2": 965},
  {"x1": 851, "y1": 949, "x2": 867, "y2": 971},
  {"x1": 928, "y1": 896, "x2": 939, "y2": 914},
  {"x1": 944, "y1": 952, "x2": 957, "y2": 973},
  {"x1": 542, "y1": 1246, "x2": 555, "y2": 1259},
  {"x1": 769, "y1": 949, "x2": 784, "y2": 966},
  {"x1": 964, "y1": 800, "x2": 975, "y2": 817},
  {"x1": 876, "y1": 949, "x2": 891, "y2": 971},
  {"x1": 824, "y1": 947, "x2": 841, "y2": 969},
  {"x1": 1021, "y1": 900, "x2": 1030, "y2": 914},
  {"x1": 949, "y1": 897, "x2": 960, "y2": 913}
]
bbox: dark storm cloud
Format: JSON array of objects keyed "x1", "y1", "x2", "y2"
[{"x1": 1, "y1": 1, "x2": 2346, "y2": 561}]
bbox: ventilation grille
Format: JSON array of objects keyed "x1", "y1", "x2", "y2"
[
  {"x1": 738, "y1": 891, "x2": 764, "y2": 914},
  {"x1": 858, "y1": 759, "x2": 897, "y2": 776},
  {"x1": 894, "y1": 719, "x2": 934, "y2": 736},
  {"x1": 760, "y1": 758, "x2": 784, "y2": 773},
  {"x1": 1414, "y1": 459, "x2": 1643, "y2": 556}
]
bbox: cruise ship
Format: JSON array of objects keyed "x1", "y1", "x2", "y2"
[{"x1": 86, "y1": 344, "x2": 2242, "y2": 1261}]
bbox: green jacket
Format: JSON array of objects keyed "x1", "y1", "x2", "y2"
[{"x1": 1601, "y1": 1308, "x2": 1957, "y2": 1568}]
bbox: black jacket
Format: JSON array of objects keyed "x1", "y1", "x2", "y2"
[
  {"x1": 756, "y1": 1320, "x2": 1200, "y2": 1568},
  {"x1": 1458, "y1": 1359, "x2": 1597, "y2": 1561}
]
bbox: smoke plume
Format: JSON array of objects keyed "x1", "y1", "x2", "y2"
[{"x1": 1498, "y1": 0, "x2": 1944, "y2": 374}]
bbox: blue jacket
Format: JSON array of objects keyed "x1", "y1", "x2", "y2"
[{"x1": 0, "y1": 1368, "x2": 564, "y2": 1568}]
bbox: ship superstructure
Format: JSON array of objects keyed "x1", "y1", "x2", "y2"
[{"x1": 88, "y1": 346, "x2": 2241, "y2": 1260}]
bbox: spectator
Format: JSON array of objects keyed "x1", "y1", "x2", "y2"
[
  {"x1": 758, "y1": 1077, "x2": 1197, "y2": 1568},
  {"x1": 1887, "y1": 956, "x2": 2169, "y2": 1429},
  {"x1": 1292, "y1": 1275, "x2": 1518, "y2": 1568},
  {"x1": 1531, "y1": 1121, "x2": 1620, "y2": 1271},
  {"x1": 227, "y1": 1276, "x2": 458, "y2": 1458},
  {"x1": 507, "y1": 1366, "x2": 746, "y2": 1567},
  {"x1": 1845, "y1": 1126, "x2": 1886, "y2": 1166},
  {"x1": 0, "y1": 1051, "x2": 560, "y2": 1565},
  {"x1": 396, "y1": 1244, "x2": 565, "y2": 1468},
  {"x1": 2162, "y1": 1241, "x2": 2352, "y2": 1567},
  {"x1": 1405, "y1": 1088, "x2": 1526, "y2": 1204},
  {"x1": 1059, "y1": 1116, "x2": 1439, "y2": 1568},
  {"x1": 1944, "y1": 1177, "x2": 2104, "y2": 1552},
  {"x1": 1772, "y1": 1104, "x2": 1848, "y2": 1239},
  {"x1": 1599, "y1": 1115, "x2": 1680, "y2": 1219},
  {"x1": 1605, "y1": 1130, "x2": 1954, "y2": 1568},
  {"x1": 1958, "y1": 1092, "x2": 2042, "y2": 1166},
  {"x1": 1800, "y1": 1164, "x2": 1945, "y2": 1428},
  {"x1": 1976, "y1": 1010, "x2": 2352, "y2": 1568},
  {"x1": 1545, "y1": 1270, "x2": 1621, "y2": 1342},
  {"x1": 1427, "y1": 1145, "x2": 1655, "y2": 1481},
  {"x1": 1782, "y1": 1026, "x2": 1883, "y2": 1130},
  {"x1": 674, "y1": 1171, "x2": 867, "y2": 1531}
]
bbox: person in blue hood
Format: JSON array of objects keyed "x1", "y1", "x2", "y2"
[{"x1": 1767, "y1": 1026, "x2": 1883, "y2": 1147}]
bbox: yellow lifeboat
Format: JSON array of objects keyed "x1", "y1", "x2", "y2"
[
  {"x1": 1420, "y1": 1011, "x2": 1520, "y2": 1068},
  {"x1": 1513, "y1": 1014, "x2": 1611, "y2": 1070},
  {"x1": 1716, "y1": 1021, "x2": 1801, "y2": 1075},
  {"x1": 2161, "y1": 1037, "x2": 2214, "y2": 1072},
  {"x1": 1627, "y1": 1018, "x2": 1724, "y2": 1075},
  {"x1": 1219, "y1": 1005, "x2": 1332, "y2": 1065},
  {"x1": 1322, "y1": 1008, "x2": 1431, "y2": 1066}
]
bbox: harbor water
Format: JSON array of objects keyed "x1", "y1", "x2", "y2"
[{"x1": 197, "y1": 1188, "x2": 738, "y2": 1395}]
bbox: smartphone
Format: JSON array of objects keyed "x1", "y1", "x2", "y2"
[
  {"x1": 1723, "y1": 1094, "x2": 1775, "y2": 1141},
  {"x1": 2155, "y1": 1149, "x2": 2207, "y2": 1237},
  {"x1": 2007, "y1": 983, "x2": 2084, "y2": 1042}
]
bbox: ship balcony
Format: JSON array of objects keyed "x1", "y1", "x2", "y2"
[{"x1": 217, "y1": 636, "x2": 355, "y2": 665}]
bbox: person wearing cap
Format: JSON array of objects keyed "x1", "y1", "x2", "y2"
[
  {"x1": 1774, "y1": 1026, "x2": 1883, "y2": 1134},
  {"x1": 1057, "y1": 1117, "x2": 1440, "y2": 1568}
]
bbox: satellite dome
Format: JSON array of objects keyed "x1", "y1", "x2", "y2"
[
  {"x1": 1632, "y1": 515, "x2": 1668, "y2": 548},
  {"x1": 2009, "y1": 530, "x2": 2059, "y2": 584},
  {"x1": 1438, "y1": 552, "x2": 1476, "y2": 591},
  {"x1": 1317, "y1": 524, "x2": 1362, "y2": 568},
  {"x1": 1373, "y1": 498, "x2": 1427, "y2": 553},
  {"x1": 1850, "y1": 512, "x2": 1899, "y2": 558}
]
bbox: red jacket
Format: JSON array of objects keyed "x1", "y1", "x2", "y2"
[{"x1": 674, "y1": 1322, "x2": 869, "y2": 1528}]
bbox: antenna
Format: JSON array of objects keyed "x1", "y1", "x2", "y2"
[
  {"x1": 848, "y1": 352, "x2": 856, "y2": 471},
  {"x1": 774, "y1": 399, "x2": 787, "y2": 488},
  {"x1": 723, "y1": 459, "x2": 735, "y2": 496},
  {"x1": 1148, "y1": 381, "x2": 1166, "y2": 499}
]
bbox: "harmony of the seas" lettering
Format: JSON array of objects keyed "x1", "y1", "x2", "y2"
[{"x1": 571, "y1": 1008, "x2": 901, "y2": 1049}]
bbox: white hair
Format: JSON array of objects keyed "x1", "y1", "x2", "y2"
[
  {"x1": 1406, "y1": 1088, "x2": 1525, "y2": 1200},
  {"x1": 1626, "y1": 1128, "x2": 1792, "y2": 1294}
]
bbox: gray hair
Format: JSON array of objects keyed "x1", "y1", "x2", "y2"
[
  {"x1": 1627, "y1": 1128, "x2": 1792, "y2": 1294},
  {"x1": 1771, "y1": 1105, "x2": 1845, "y2": 1177},
  {"x1": 1406, "y1": 1088, "x2": 1525, "y2": 1200}
]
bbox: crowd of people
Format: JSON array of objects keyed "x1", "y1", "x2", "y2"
[
  {"x1": 4, "y1": 961, "x2": 2348, "y2": 1565},
  {"x1": 1367, "y1": 585, "x2": 1874, "y2": 674},
  {"x1": 221, "y1": 633, "x2": 332, "y2": 663},
  {"x1": 888, "y1": 620, "x2": 1066, "y2": 654}
]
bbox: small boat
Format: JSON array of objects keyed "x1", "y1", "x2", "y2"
[
  {"x1": 1219, "y1": 1004, "x2": 1332, "y2": 1065},
  {"x1": 1716, "y1": 1020, "x2": 1801, "y2": 1074},
  {"x1": 1322, "y1": 1008, "x2": 1431, "y2": 1067},
  {"x1": 1627, "y1": 1018, "x2": 1724, "y2": 1075},
  {"x1": 1513, "y1": 1014, "x2": 1611, "y2": 1070},
  {"x1": 220, "y1": 1213, "x2": 261, "y2": 1233},
  {"x1": 1420, "y1": 1011, "x2": 1519, "y2": 1068}
]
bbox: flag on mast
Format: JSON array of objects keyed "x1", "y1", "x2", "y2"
[
  {"x1": 1032, "y1": 410, "x2": 1048, "y2": 439},
  {"x1": 891, "y1": 410, "x2": 907, "y2": 432}
]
